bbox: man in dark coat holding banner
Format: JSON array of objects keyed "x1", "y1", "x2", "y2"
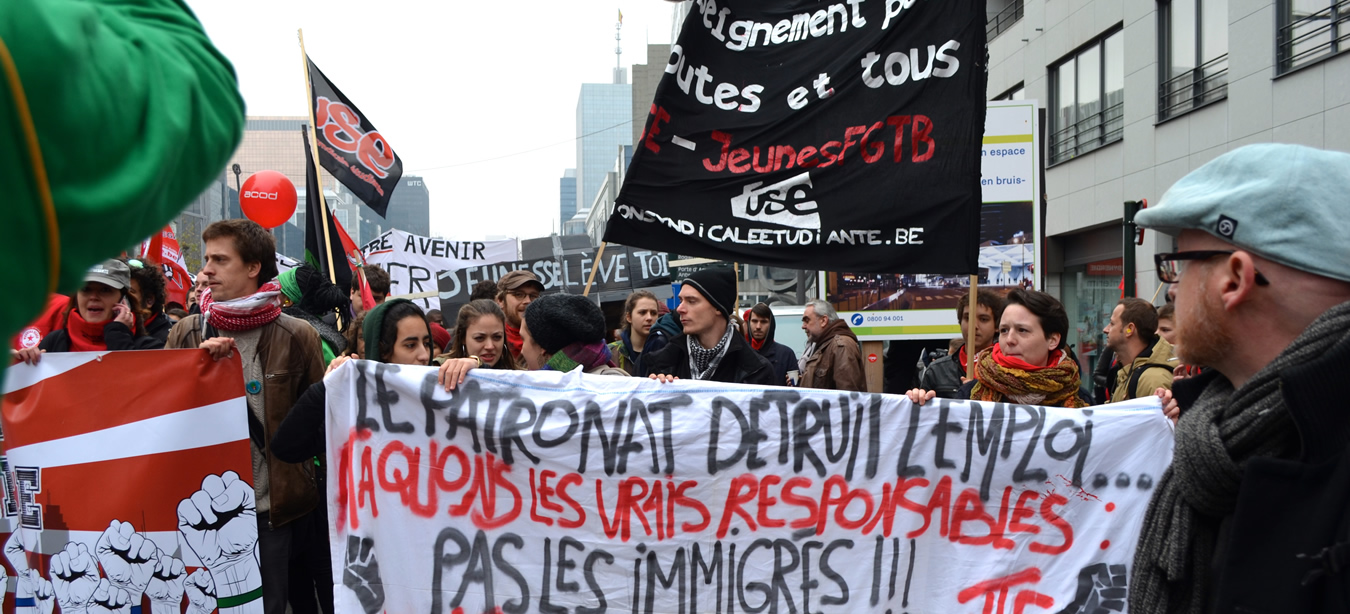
[{"x1": 646, "y1": 268, "x2": 774, "y2": 385}]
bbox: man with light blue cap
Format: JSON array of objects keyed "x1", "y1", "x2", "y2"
[{"x1": 1129, "y1": 143, "x2": 1350, "y2": 614}]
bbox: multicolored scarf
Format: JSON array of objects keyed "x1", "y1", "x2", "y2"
[
  {"x1": 970, "y1": 344, "x2": 1087, "y2": 407},
  {"x1": 543, "y1": 341, "x2": 616, "y2": 372},
  {"x1": 65, "y1": 309, "x2": 111, "y2": 352},
  {"x1": 200, "y1": 281, "x2": 283, "y2": 332}
]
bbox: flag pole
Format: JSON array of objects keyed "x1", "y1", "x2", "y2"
[
  {"x1": 966, "y1": 274, "x2": 978, "y2": 380},
  {"x1": 298, "y1": 29, "x2": 337, "y2": 288},
  {"x1": 582, "y1": 242, "x2": 608, "y2": 297},
  {"x1": 299, "y1": 29, "x2": 344, "y2": 329}
]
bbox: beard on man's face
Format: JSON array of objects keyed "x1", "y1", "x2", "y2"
[{"x1": 1174, "y1": 284, "x2": 1232, "y2": 369}]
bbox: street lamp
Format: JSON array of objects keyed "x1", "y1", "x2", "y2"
[{"x1": 230, "y1": 164, "x2": 242, "y2": 220}]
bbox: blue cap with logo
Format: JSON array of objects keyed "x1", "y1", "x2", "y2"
[{"x1": 1135, "y1": 143, "x2": 1350, "y2": 283}]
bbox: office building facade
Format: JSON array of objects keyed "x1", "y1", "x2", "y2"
[
  {"x1": 984, "y1": 0, "x2": 1348, "y2": 393},
  {"x1": 559, "y1": 169, "x2": 577, "y2": 230},
  {"x1": 576, "y1": 82, "x2": 632, "y2": 216}
]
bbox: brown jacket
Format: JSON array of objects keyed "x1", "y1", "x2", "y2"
[
  {"x1": 167, "y1": 313, "x2": 324, "y2": 527},
  {"x1": 800, "y1": 319, "x2": 867, "y2": 392}
]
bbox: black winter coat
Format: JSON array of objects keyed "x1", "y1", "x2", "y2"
[
  {"x1": 744, "y1": 311, "x2": 797, "y2": 386},
  {"x1": 643, "y1": 331, "x2": 776, "y2": 386},
  {"x1": 143, "y1": 312, "x2": 173, "y2": 346},
  {"x1": 1194, "y1": 328, "x2": 1350, "y2": 613},
  {"x1": 272, "y1": 381, "x2": 327, "y2": 464},
  {"x1": 919, "y1": 352, "x2": 964, "y2": 399}
]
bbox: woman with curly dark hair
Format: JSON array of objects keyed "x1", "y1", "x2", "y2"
[{"x1": 125, "y1": 257, "x2": 173, "y2": 345}]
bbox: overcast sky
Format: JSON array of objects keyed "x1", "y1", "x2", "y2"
[{"x1": 186, "y1": 1, "x2": 678, "y2": 242}]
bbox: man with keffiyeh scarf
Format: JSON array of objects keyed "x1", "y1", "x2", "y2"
[
  {"x1": 645, "y1": 267, "x2": 774, "y2": 385},
  {"x1": 1128, "y1": 144, "x2": 1350, "y2": 614},
  {"x1": 166, "y1": 220, "x2": 326, "y2": 614}
]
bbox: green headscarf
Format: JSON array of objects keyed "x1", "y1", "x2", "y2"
[
  {"x1": 362, "y1": 298, "x2": 413, "y2": 361},
  {"x1": 276, "y1": 268, "x2": 301, "y2": 304}
]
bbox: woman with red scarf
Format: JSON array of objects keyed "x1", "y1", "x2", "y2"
[
  {"x1": 907, "y1": 289, "x2": 1088, "y2": 408},
  {"x1": 13, "y1": 259, "x2": 157, "y2": 364}
]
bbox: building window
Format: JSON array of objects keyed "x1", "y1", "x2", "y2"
[
  {"x1": 1049, "y1": 28, "x2": 1124, "y2": 166},
  {"x1": 987, "y1": 0, "x2": 1025, "y2": 40},
  {"x1": 994, "y1": 83, "x2": 1026, "y2": 101},
  {"x1": 1159, "y1": 0, "x2": 1228, "y2": 120},
  {"x1": 1278, "y1": 0, "x2": 1350, "y2": 74}
]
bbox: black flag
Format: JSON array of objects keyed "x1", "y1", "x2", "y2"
[
  {"x1": 604, "y1": 0, "x2": 987, "y2": 274},
  {"x1": 302, "y1": 130, "x2": 361, "y2": 292},
  {"x1": 307, "y1": 55, "x2": 403, "y2": 217}
]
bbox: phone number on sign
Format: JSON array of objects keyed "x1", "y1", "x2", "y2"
[{"x1": 864, "y1": 315, "x2": 906, "y2": 323}]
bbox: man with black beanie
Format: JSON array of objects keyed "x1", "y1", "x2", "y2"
[{"x1": 644, "y1": 267, "x2": 775, "y2": 385}]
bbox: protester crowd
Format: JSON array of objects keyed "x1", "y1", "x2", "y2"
[{"x1": 14, "y1": 141, "x2": 1350, "y2": 613}]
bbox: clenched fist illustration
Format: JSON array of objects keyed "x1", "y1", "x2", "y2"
[
  {"x1": 343, "y1": 535, "x2": 385, "y2": 614},
  {"x1": 31, "y1": 571, "x2": 55, "y2": 614},
  {"x1": 176, "y1": 471, "x2": 258, "y2": 573},
  {"x1": 5, "y1": 531, "x2": 34, "y2": 602},
  {"x1": 95, "y1": 520, "x2": 158, "y2": 600},
  {"x1": 184, "y1": 570, "x2": 217, "y2": 614},
  {"x1": 87, "y1": 579, "x2": 132, "y2": 614},
  {"x1": 145, "y1": 554, "x2": 187, "y2": 614},
  {"x1": 50, "y1": 542, "x2": 100, "y2": 613}
]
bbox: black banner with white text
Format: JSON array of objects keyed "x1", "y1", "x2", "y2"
[
  {"x1": 605, "y1": 0, "x2": 987, "y2": 273},
  {"x1": 436, "y1": 247, "x2": 670, "y2": 315}
]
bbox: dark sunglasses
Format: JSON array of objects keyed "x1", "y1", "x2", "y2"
[{"x1": 1155, "y1": 251, "x2": 1270, "y2": 285}]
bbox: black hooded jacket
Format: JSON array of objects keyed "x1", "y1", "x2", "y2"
[{"x1": 742, "y1": 308, "x2": 797, "y2": 386}]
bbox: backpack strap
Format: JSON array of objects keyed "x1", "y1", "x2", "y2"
[{"x1": 1127, "y1": 362, "x2": 1174, "y2": 399}]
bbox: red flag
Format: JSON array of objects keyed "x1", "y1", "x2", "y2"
[
  {"x1": 11, "y1": 294, "x2": 68, "y2": 351},
  {"x1": 140, "y1": 226, "x2": 192, "y2": 307}
]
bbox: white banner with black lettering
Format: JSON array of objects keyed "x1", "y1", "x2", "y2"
[
  {"x1": 361, "y1": 230, "x2": 516, "y2": 308},
  {"x1": 325, "y1": 363, "x2": 1173, "y2": 614}
]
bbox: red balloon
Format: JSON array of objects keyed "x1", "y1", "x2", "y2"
[{"x1": 239, "y1": 170, "x2": 298, "y2": 229}]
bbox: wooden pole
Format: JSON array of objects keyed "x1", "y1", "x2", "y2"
[
  {"x1": 582, "y1": 242, "x2": 608, "y2": 297},
  {"x1": 298, "y1": 31, "x2": 335, "y2": 286},
  {"x1": 298, "y1": 30, "x2": 342, "y2": 328},
  {"x1": 733, "y1": 262, "x2": 740, "y2": 313},
  {"x1": 966, "y1": 274, "x2": 979, "y2": 380}
]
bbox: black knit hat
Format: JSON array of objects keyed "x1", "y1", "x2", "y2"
[
  {"x1": 523, "y1": 293, "x2": 606, "y2": 354},
  {"x1": 683, "y1": 267, "x2": 736, "y2": 318}
]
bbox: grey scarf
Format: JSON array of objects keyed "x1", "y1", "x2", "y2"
[
  {"x1": 688, "y1": 320, "x2": 736, "y2": 380},
  {"x1": 1130, "y1": 300, "x2": 1350, "y2": 614}
]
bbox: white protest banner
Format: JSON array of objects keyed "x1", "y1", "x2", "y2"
[
  {"x1": 362, "y1": 229, "x2": 517, "y2": 309},
  {"x1": 325, "y1": 363, "x2": 1173, "y2": 614}
]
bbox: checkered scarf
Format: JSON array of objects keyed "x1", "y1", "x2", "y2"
[{"x1": 200, "y1": 281, "x2": 283, "y2": 332}]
